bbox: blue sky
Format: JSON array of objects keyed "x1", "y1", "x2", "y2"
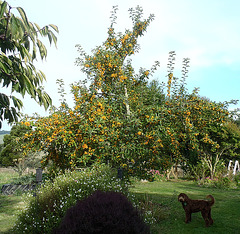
[{"x1": 2, "y1": 0, "x2": 240, "y2": 130}]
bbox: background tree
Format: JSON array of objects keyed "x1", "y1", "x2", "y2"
[
  {"x1": 0, "y1": 123, "x2": 30, "y2": 166},
  {"x1": 0, "y1": 0, "x2": 58, "y2": 128},
  {"x1": 199, "y1": 120, "x2": 240, "y2": 178},
  {"x1": 158, "y1": 53, "x2": 233, "y2": 178}
]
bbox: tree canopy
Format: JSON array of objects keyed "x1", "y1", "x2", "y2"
[
  {"x1": 0, "y1": 123, "x2": 30, "y2": 166},
  {"x1": 19, "y1": 6, "x2": 239, "y2": 179},
  {"x1": 0, "y1": 0, "x2": 58, "y2": 128}
]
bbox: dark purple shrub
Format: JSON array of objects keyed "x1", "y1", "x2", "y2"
[{"x1": 53, "y1": 190, "x2": 150, "y2": 234}]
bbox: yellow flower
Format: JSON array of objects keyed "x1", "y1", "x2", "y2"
[
  {"x1": 111, "y1": 73, "x2": 117, "y2": 78},
  {"x1": 82, "y1": 143, "x2": 88, "y2": 149},
  {"x1": 137, "y1": 131, "x2": 142, "y2": 136}
]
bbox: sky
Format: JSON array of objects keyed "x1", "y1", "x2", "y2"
[{"x1": 2, "y1": 0, "x2": 240, "y2": 130}]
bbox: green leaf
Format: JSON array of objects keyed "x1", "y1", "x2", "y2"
[
  {"x1": 28, "y1": 22, "x2": 36, "y2": 34},
  {"x1": 32, "y1": 44, "x2": 37, "y2": 61},
  {"x1": 47, "y1": 32, "x2": 52, "y2": 45},
  {"x1": 10, "y1": 15, "x2": 20, "y2": 36},
  {"x1": 37, "y1": 39, "x2": 47, "y2": 59},
  {"x1": 49, "y1": 31, "x2": 58, "y2": 47},
  {"x1": 34, "y1": 23, "x2": 41, "y2": 31},
  {"x1": 17, "y1": 18, "x2": 28, "y2": 37},
  {"x1": 0, "y1": 59, "x2": 9, "y2": 74},
  {"x1": 49, "y1": 24, "x2": 59, "y2": 33},
  {"x1": 0, "y1": 93, "x2": 10, "y2": 107},
  {"x1": 0, "y1": 1, "x2": 7, "y2": 19},
  {"x1": 16, "y1": 75, "x2": 26, "y2": 93},
  {"x1": 37, "y1": 70, "x2": 46, "y2": 82},
  {"x1": 12, "y1": 96, "x2": 23, "y2": 110},
  {"x1": 23, "y1": 74, "x2": 34, "y2": 94},
  {"x1": 41, "y1": 26, "x2": 48, "y2": 36},
  {"x1": 11, "y1": 107, "x2": 19, "y2": 122},
  {"x1": 17, "y1": 7, "x2": 30, "y2": 29},
  {"x1": 23, "y1": 37, "x2": 30, "y2": 51},
  {"x1": 0, "y1": 54, "x2": 12, "y2": 72}
]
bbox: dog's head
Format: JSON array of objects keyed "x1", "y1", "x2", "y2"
[{"x1": 178, "y1": 193, "x2": 188, "y2": 202}]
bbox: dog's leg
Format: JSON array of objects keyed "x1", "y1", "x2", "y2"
[
  {"x1": 201, "y1": 210, "x2": 210, "y2": 227},
  {"x1": 185, "y1": 212, "x2": 191, "y2": 223},
  {"x1": 208, "y1": 209, "x2": 213, "y2": 225}
]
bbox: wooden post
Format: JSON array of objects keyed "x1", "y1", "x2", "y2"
[{"x1": 36, "y1": 168, "x2": 42, "y2": 183}]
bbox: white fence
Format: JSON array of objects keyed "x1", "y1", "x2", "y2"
[{"x1": 228, "y1": 160, "x2": 240, "y2": 175}]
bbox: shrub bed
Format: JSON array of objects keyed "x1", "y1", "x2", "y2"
[
  {"x1": 196, "y1": 174, "x2": 240, "y2": 189},
  {"x1": 11, "y1": 164, "x2": 136, "y2": 233},
  {"x1": 53, "y1": 190, "x2": 150, "y2": 234}
]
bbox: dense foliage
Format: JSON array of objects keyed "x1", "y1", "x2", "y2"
[
  {"x1": 0, "y1": 0, "x2": 58, "y2": 128},
  {"x1": 18, "y1": 6, "x2": 240, "y2": 180},
  {"x1": 54, "y1": 190, "x2": 150, "y2": 234},
  {"x1": 0, "y1": 124, "x2": 30, "y2": 166}
]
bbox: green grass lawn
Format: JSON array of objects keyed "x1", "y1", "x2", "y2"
[
  {"x1": 0, "y1": 171, "x2": 240, "y2": 233},
  {"x1": 0, "y1": 195, "x2": 24, "y2": 233},
  {"x1": 0, "y1": 169, "x2": 18, "y2": 186},
  {"x1": 0, "y1": 169, "x2": 24, "y2": 233},
  {"x1": 131, "y1": 180, "x2": 240, "y2": 234}
]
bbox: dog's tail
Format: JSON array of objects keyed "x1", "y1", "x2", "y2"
[{"x1": 206, "y1": 195, "x2": 215, "y2": 206}]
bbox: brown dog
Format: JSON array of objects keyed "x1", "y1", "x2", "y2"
[{"x1": 178, "y1": 193, "x2": 215, "y2": 227}]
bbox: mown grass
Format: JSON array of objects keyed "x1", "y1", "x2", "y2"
[
  {"x1": 0, "y1": 169, "x2": 19, "y2": 187},
  {"x1": 0, "y1": 169, "x2": 24, "y2": 233},
  {"x1": 1, "y1": 169, "x2": 240, "y2": 233},
  {"x1": 131, "y1": 180, "x2": 240, "y2": 234},
  {"x1": 0, "y1": 195, "x2": 25, "y2": 233}
]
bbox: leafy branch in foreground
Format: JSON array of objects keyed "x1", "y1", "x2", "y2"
[{"x1": 0, "y1": 0, "x2": 59, "y2": 128}]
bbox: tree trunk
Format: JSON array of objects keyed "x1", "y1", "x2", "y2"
[
  {"x1": 124, "y1": 84, "x2": 131, "y2": 117},
  {"x1": 167, "y1": 166, "x2": 178, "y2": 180}
]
